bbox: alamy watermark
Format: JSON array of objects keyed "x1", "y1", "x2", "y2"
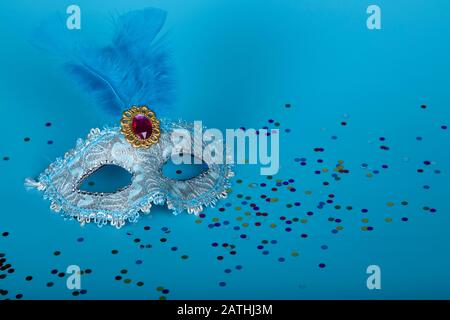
[
  {"x1": 66, "y1": 4, "x2": 382, "y2": 32},
  {"x1": 367, "y1": 5, "x2": 381, "y2": 30},
  {"x1": 66, "y1": 4, "x2": 81, "y2": 30},
  {"x1": 66, "y1": 265, "x2": 81, "y2": 290},
  {"x1": 170, "y1": 121, "x2": 280, "y2": 175},
  {"x1": 366, "y1": 265, "x2": 381, "y2": 290}
]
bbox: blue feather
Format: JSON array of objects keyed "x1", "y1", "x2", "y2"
[{"x1": 33, "y1": 8, "x2": 174, "y2": 118}]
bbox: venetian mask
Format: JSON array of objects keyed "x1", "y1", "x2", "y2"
[{"x1": 26, "y1": 8, "x2": 233, "y2": 228}]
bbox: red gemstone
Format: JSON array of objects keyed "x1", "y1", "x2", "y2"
[{"x1": 132, "y1": 114, "x2": 153, "y2": 140}]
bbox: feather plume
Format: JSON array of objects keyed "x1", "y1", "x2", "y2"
[{"x1": 33, "y1": 8, "x2": 174, "y2": 118}]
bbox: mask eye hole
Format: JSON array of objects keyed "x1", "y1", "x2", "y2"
[
  {"x1": 162, "y1": 155, "x2": 209, "y2": 181},
  {"x1": 78, "y1": 164, "x2": 133, "y2": 194}
]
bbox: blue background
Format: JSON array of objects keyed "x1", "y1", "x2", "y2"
[{"x1": 1, "y1": 0, "x2": 450, "y2": 299}]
